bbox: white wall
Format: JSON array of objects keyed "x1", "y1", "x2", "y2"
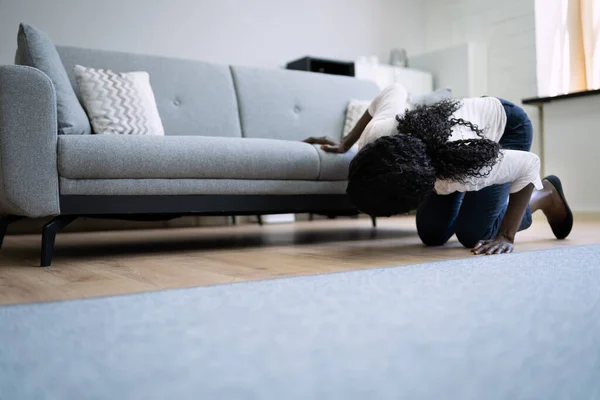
[
  {"x1": 421, "y1": 0, "x2": 541, "y2": 154},
  {"x1": 411, "y1": 42, "x2": 488, "y2": 98},
  {"x1": 0, "y1": 0, "x2": 424, "y2": 67},
  {"x1": 543, "y1": 96, "x2": 600, "y2": 212}
]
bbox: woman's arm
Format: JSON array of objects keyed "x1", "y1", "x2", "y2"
[
  {"x1": 472, "y1": 183, "x2": 534, "y2": 255},
  {"x1": 449, "y1": 150, "x2": 543, "y2": 255},
  {"x1": 304, "y1": 110, "x2": 372, "y2": 153},
  {"x1": 340, "y1": 110, "x2": 373, "y2": 151}
]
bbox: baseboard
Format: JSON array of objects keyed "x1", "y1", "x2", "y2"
[
  {"x1": 573, "y1": 211, "x2": 600, "y2": 220},
  {"x1": 533, "y1": 211, "x2": 600, "y2": 222}
]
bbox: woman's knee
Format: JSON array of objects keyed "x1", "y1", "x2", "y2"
[
  {"x1": 415, "y1": 191, "x2": 463, "y2": 247},
  {"x1": 417, "y1": 227, "x2": 453, "y2": 247}
]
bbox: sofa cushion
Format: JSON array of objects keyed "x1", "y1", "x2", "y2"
[
  {"x1": 59, "y1": 178, "x2": 348, "y2": 196},
  {"x1": 230, "y1": 66, "x2": 380, "y2": 142},
  {"x1": 314, "y1": 148, "x2": 356, "y2": 181},
  {"x1": 57, "y1": 46, "x2": 242, "y2": 138},
  {"x1": 16, "y1": 24, "x2": 91, "y2": 135},
  {"x1": 58, "y1": 135, "x2": 335, "y2": 181}
]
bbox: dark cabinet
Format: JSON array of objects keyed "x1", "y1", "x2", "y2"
[{"x1": 286, "y1": 56, "x2": 355, "y2": 77}]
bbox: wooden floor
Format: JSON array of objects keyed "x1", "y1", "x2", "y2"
[{"x1": 1, "y1": 215, "x2": 599, "y2": 305}]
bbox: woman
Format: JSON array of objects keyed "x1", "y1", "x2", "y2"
[{"x1": 305, "y1": 84, "x2": 573, "y2": 255}]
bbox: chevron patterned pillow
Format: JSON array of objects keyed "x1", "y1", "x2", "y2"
[
  {"x1": 342, "y1": 99, "x2": 370, "y2": 138},
  {"x1": 74, "y1": 65, "x2": 165, "y2": 135},
  {"x1": 342, "y1": 99, "x2": 371, "y2": 152}
]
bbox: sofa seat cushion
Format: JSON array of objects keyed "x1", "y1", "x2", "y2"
[
  {"x1": 59, "y1": 178, "x2": 348, "y2": 196},
  {"x1": 58, "y1": 135, "x2": 351, "y2": 181}
]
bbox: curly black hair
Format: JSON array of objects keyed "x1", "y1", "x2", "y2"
[{"x1": 346, "y1": 99, "x2": 501, "y2": 217}]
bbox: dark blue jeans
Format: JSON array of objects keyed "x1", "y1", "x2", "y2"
[{"x1": 416, "y1": 98, "x2": 534, "y2": 248}]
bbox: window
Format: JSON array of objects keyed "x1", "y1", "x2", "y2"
[{"x1": 535, "y1": 0, "x2": 600, "y2": 96}]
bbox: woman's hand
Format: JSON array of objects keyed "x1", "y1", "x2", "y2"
[
  {"x1": 472, "y1": 234, "x2": 514, "y2": 255},
  {"x1": 472, "y1": 184, "x2": 533, "y2": 256},
  {"x1": 303, "y1": 136, "x2": 346, "y2": 153},
  {"x1": 304, "y1": 110, "x2": 372, "y2": 153}
]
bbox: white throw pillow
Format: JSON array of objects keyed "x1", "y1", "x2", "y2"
[
  {"x1": 74, "y1": 64, "x2": 165, "y2": 135},
  {"x1": 342, "y1": 99, "x2": 371, "y2": 138},
  {"x1": 342, "y1": 99, "x2": 370, "y2": 152}
]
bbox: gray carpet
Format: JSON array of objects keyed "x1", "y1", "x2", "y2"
[{"x1": 1, "y1": 245, "x2": 600, "y2": 400}]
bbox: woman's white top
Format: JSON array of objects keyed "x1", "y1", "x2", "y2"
[{"x1": 359, "y1": 83, "x2": 543, "y2": 194}]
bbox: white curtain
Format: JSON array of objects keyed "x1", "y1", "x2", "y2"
[
  {"x1": 536, "y1": 0, "x2": 600, "y2": 96},
  {"x1": 581, "y1": 0, "x2": 600, "y2": 90}
]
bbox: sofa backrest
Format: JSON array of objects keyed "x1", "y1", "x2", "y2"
[
  {"x1": 57, "y1": 46, "x2": 380, "y2": 141},
  {"x1": 57, "y1": 46, "x2": 242, "y2": 137},
  {"x1": 231, "y1": 66, "x2": 379, "y2": 141}
]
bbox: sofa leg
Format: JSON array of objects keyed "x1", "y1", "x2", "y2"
[
  {"x1": 308, "y1": 213, "x2": 314, "y2": 221},
  {"x1": 0, "y1": 216, "x2": 24, "y2": 250},
  {"x1": 257, "y1": 215, "x2": 263, "y2": 226},
  {"x1": 41, "y1": 215, "x2": 77, "y2": 267},
  {"x1": 231, "y1": 216, "x2": 237, "y2": 225},
  {"x1": 371, "y1": 216, "x2": 377, "y2": 228}
]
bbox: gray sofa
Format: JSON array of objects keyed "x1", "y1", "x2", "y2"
[{"x1": 0, "y1": 45, "x2": 379, "y2": 266}]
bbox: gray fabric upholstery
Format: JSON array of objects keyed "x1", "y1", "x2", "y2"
[
  {"x1": 0, "y1": 65, "x2": 60, "y2": 217},
  {"x1": 2, "y1": 245, "x2": 600, "y2": 400},
  {"x1": 59, "y1": 178, "x2": 347, "y2": 195},
  {"x1": 58, "y1": 135, "x2": 323, "y2": 180},
  {"x1": 57, "y1": 46, "x2": 242, "y2": 138},
  {"x1": 15, "y1": 24, "x2": 91, "y2": 135},
  {"x1": 2, "y1": 44, "x2": 372, "y2": 214},
  {"x1": 315, "y1": 147, "x2": 356, "y2": 181},
  {"x1": 231, "y1": 66, "x2": 379, "y2": 141}
]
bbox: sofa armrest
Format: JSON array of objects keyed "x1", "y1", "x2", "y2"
[{"x1": 0, "y1": 65, "x2": 60, "y2": 217}]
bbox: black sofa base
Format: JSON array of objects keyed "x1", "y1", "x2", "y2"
[{"x1": 1, "y1": 194, "x2": 376, "y2": 267}]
